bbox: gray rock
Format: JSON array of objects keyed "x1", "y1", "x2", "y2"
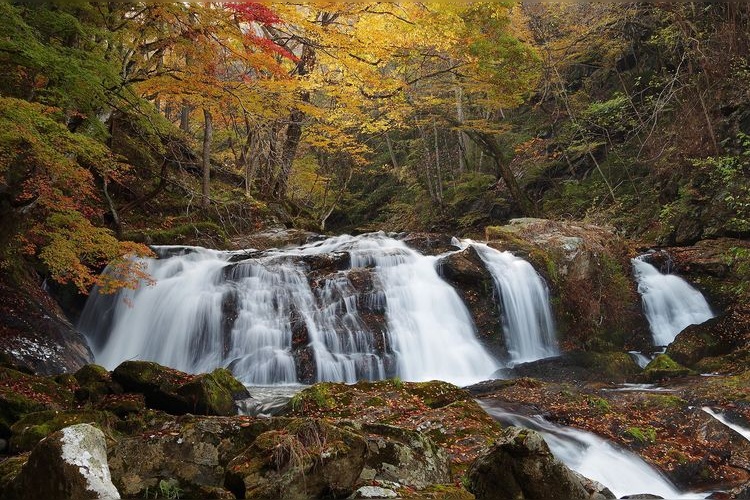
[
  {"x1": 349, "y1": 485, "x2": 399, "y2": 498},
  {"x1": 359, "y1": 423, "x2": 450, "y2": 489},
  {"x1": 12, "y1": 423, "x2": 119, "y2": 499}
]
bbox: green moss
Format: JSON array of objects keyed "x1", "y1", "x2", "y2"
[
  {"x1": 585, "y1": 396, "x2": 611, "y2": 414},
  {"x1": 210, "y1": 368, "x2": 249, "y2": 400},
  {"x1": 624, "y1": 426, "x2": 657, "y2": 444},
  {"x1": 289, "y1": 384, "x2": 335, "y2": 413},
  {"x1": 641, "y1": 354, "x2": 694, "y2": 382},
  {"x1": 9, "y1": 409, "x2": 118, "y2": 452}
]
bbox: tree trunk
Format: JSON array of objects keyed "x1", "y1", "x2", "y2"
[
  {"x1": 202, "y1": 108, "x2": 212, "y2": 209},
  {"x1": 180, "y1": 103, "x2": 191, "y2": 133}
]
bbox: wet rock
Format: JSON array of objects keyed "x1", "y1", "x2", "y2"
[
  {"x1": 229, "y1": 227, "x2": 318, "y2": 251},
  {"x1": 438, "y1": 247, "x2": 504, "y2": 357},
  {"x1": 484, "y1": 218, "x2": 651, "y2": 352},
  {"x1": 11, "y1": 423, "x2": 120, "y2": 500},
  {"x1": 467, "y1": 426, "x2": 613, "y2": 500},
  {"x1": 224, "y1": 419, "x2": 367, "y2": 500},
  {"x1": 0, "y1": 270, "x2": 93, "y2": 375},
  {"x1": 401, "y1": 233, "x2": 458, "y2": 256}
]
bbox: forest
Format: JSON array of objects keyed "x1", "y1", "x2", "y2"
[{"x1": 1, "y1": 2, "x2": 750, "y2": 500}]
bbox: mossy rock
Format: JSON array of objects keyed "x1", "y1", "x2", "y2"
[
  {"x1": 641, "y1": 354, "x2": 695, "y2": 383},
  {"x1": 9, "y1": 409, "x2": 117, "y2": 453},
  {"x1": 73, "y1": 363, "x2": 121, "y2": 403},
  {"x1": 210, "y1": 368, "x2": 250, "y2": 400},
  {"x1": 224, "y1": 419, "x2": 367, "y2": 500},
  {"x1": 176, "y1": 373, "x2": 235, "y2": 416},
  {"x1": 112, "y1": 361, "x2": 247, "y2": 416},
  {"x1": 511, "y1": 351, "x2": 641, "y2": 383},
  {"x1": 666, "y1": 323, "x2": 722, "y2": 367},
  {"x1": 0, "y1": 367, "x2": 74, "y2": 438}
]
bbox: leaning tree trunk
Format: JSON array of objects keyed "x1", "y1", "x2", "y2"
[{"x1": 202, "y1": 108, "x2": 212, "y2": 209}]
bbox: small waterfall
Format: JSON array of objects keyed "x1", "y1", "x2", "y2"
[
  {"x1": 632, "y1": 257, "x2": 714, "y2": 347},
  {"x1": 79, "y1": 234, "x2": 499, "y2": 386},
  {"x1": 481, "y1": 402, "x2": 707, "y2": 499},
  {"x1": 703, "y1": 407, "x2": 750, "y2": 442},
  {"x1": 467, "y1": 242, "x2": 558, "y2": 365}
]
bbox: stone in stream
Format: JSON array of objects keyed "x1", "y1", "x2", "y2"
[{"x1": 466, "y1": 426, "x2": 615, "y2": 500}]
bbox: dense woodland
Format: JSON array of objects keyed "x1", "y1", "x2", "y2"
[
  {"x1": 1, "y1": 1, "x2": 749, "y2": 290},
  {"x1": 3, "y1": 3, "x2": 750, "y2": 498}
]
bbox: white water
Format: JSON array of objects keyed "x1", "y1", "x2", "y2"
[
  {"x1": 79, "y1": 234, "x2": 500, "y2": 386},
  {"x1": 465, "y1": 242, "x2": 558, "y2": 364},
  {"x1": 632, "y1": 257, "x2": 714, "y2": 347},
  {"x1": 481, "y1": 402, "x2": 707, "y2": 499},
  {"x1": 703, "y1": 407, "x2": 750, "y2": 442}
]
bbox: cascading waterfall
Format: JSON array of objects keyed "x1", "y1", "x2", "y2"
[
  {"x1": 79, "y1": 234, "x2": 499, "y2": 386},
  {"x1": 632, "y1": 256, "x2": 714, "y2": 347},
  {"x1": 481, "y1": 402, "x2": 707, "y2": 499},
  {"x1": 464, "y1": 241, "x2": 558, "y2": 365}
]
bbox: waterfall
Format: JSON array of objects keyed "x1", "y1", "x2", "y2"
[
  {"x1": 703, "y1": 407, "x2": 750, "y2": 442},
  {"x1": 632, "y1": 257, "x2": 714, "y2": 347},
  {"x1": 79, "y1": 234, "x2": 499, "y2": 386},
  {"x1": 481, "y1": 402, "x2": 707, "y2": 499},
  {"x1": 466, "y1": 242, "x2": 558, "y2": 365}
]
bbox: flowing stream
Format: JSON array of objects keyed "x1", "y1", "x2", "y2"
[
  {"x1": 480, "y1": 401, "x2": 707, "y2": 499},
  {"x1": 632, "y1": 257, "x2": 714, "y2": 346}
]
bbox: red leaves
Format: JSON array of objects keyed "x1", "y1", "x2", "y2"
[{"x1": 227, "y1": 2, "x2": 281, "y2": 26}]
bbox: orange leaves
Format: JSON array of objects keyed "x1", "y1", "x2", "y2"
[{"x1": 0, "y1": 97, "x2": 152, "y2": 293}]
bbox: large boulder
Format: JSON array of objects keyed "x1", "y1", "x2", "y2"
[
  {"x1": 111, "y1": 361, "x2": 249, "y2": 416},
  {"x1": 9, "y1": 423, "x2": 120, "y2": 500},
  {"x1": 73, "y1": 364, "x2": 122, "y2": 403},
  {"x1": 224, "y1": 419, "x2": 367, "y2": 500},
  {"x1": 467, "y1": 426, "x2": 615, "y2": 500},
  {"x1": 9, "y1": 409, "x2": 116, "y2": 453},
  {"x1": 484, "y1": 219, "x2": 651, "y2": 352},
  {"x1": 284, "y1": 380, "x2": 502, "y2": 480}
]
